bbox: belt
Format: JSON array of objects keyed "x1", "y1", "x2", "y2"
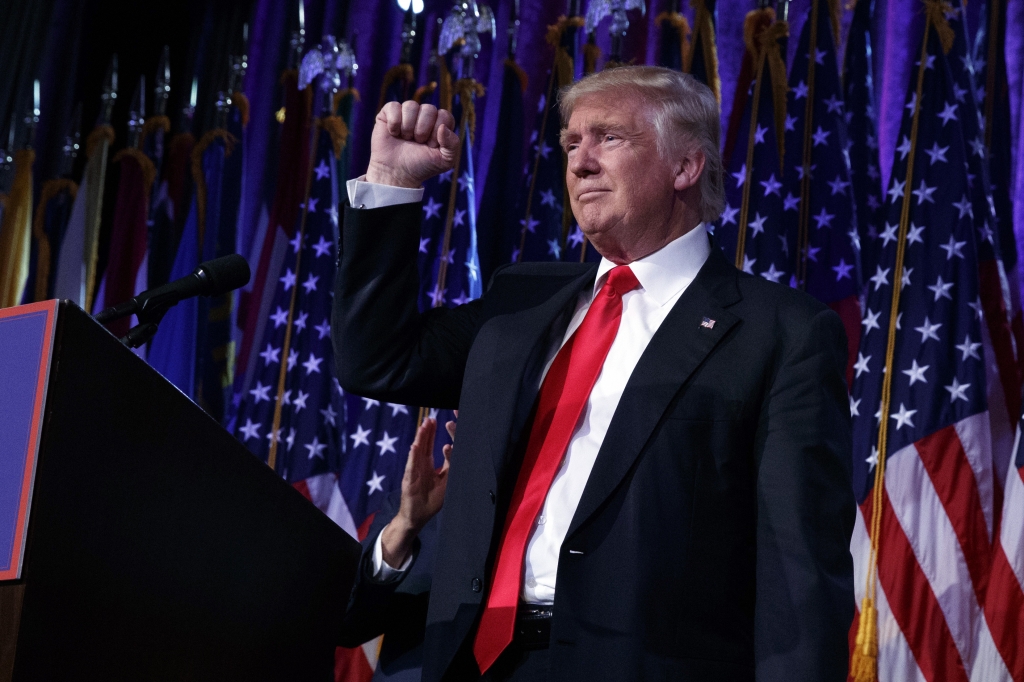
[{"x1": 514, "y1": 605, "x2": 553, "y2": 650}]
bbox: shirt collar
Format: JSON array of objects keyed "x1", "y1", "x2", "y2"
[{"x1": 592, "y1": 223, "x2": 712, "y2": 307}]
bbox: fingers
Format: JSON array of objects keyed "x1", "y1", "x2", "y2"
[
  {"x1": 380, "y1": 101, "x2": 403, "y2": 138},
  {"x1": 445, "y1": 419, "x2": 457, "y2": 442},
  {"x1": 400, "y1": 101, "x2": 419, "y2": 140},
  {"x1": 406, "y1": 418, "x2": 437, "y2": 474},
  {"x1": 438, "y1": 443, "x2": 453, "y2": 476},
  {"x1": 437, "y1": 108, "x2": 456, "y2": 136},
  {"x1": 414, "y1": 104, "x2": 438, "y2": 144},
  {"x1": 437, "y1": 122, "x2": 460, "y2": 163}
]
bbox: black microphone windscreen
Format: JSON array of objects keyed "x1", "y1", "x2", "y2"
[{"x1": 197, "y1": 254, "x2": 251, "y2": 296}]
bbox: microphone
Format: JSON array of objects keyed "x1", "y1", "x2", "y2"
[{"x1": 95, "y1": 254, "x2": 251, "y2": 325}]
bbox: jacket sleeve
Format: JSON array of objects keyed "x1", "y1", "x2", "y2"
[
  {"x1": 332, "y1": 201, "x2": 484, "y2": 409},
  {"x1": 337, "y1": 494, "x2": 425, "y2": 648},
  {"x1": 753, "y1": 307, "x2": 856, "y2": 681}
]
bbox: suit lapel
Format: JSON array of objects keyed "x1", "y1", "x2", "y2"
[
  {"x1": 566, "y1": 247, "x2": 742, "y2": 540},
  {"x1": 485, "y1": 266, "x2": 597, "y2": 476}
]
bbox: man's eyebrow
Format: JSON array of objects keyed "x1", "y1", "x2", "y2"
[{"x1": 560, "y1": 121, "x2": 632, "y2": 148}]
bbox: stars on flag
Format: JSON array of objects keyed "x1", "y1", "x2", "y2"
[
  {"x1": 423, "y1": 196, "x2": 443, "y2": 220},
  {"x1": 366, "y1": 471, "x2": 385, "y2": 495},
  {"x1": 914, "y1": 317, "x2": 942, "y2": 343},
  {"x1": 375, "y1": 431, "x2": 398, "y2": 456}
]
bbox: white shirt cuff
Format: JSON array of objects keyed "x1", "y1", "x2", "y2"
[
  {"x1": 346, "y1": 176, "x2": 424, "y2": 209},
  {"x1": 370, "y1": 528, "x2": 414, "y2": 583}
]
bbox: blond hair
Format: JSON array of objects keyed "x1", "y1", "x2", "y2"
[{"x1": 559, "y1": 66, "x2": 725, "y2": 224}]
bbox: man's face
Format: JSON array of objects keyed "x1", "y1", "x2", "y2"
[{"x1": 562, "y1": 95, "x2": 678, "y2": 250}]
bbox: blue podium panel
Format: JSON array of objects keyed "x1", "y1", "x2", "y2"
[{"x1": 0, "y1": 301, "x2": 57, "y2": 580}]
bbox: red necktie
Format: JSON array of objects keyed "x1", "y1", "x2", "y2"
[{"x1": 473, "y1": 265, "x2": 640, "y2": 672}]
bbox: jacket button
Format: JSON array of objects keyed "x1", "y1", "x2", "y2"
[
  {"x1": 471, "y1": 577, "x2": 482, "y2": 593},
  {"x1": 488, "y1": 490, "x2": 495, "y2": 504}
]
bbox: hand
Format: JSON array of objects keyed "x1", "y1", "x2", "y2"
[
  {"x1": 380, "y1": 414, "x2": 457, "y2": 567},
  {"x1": 366, "y1": 101, "x2": 460, "y2": 189}
]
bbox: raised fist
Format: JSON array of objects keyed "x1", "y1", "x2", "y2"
[{"x1": 366, "y1": 101, "x2": 460, "y2": 189}]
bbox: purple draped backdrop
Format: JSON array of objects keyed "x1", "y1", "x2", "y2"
[{"x1": 241, "y1": 0, "x2": 1024, "y2": 285}]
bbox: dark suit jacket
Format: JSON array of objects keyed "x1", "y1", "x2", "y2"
[{"x1": 332, "y1": 201, "x2": 856, "y2": 682}]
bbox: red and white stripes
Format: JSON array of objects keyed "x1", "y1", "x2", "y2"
[{"x1": 851, "y1": 413, "x2": 1022, "y2": 681}]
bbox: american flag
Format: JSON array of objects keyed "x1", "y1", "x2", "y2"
[
  {"x1": 848, "y1": 10, "x2": 1015, "y2": 679},
  {"x1": 514, "y1": 16, "x2": 579, "y2": 265},
  {"x1": 230, "y1": 122, "x2": 347, "y2": 508},
  {"x1": 973, "y1": 0, "x2": 1022, "y2": 352},
  {"x1": 974, "y1": 0, "x2": 1024, "y2": 676},
  {"x1": 842, "y1": 0, "x2": 885, "y2": 281},
  {"x1": 715, "y1": 14, "x2": 789, "y2": 286},
  {"x1": 781, "y1": 0, "x2": 861, "y2": 383},
  {"x1": 946, "y1": 0, "x2": 1021, "y2": 516}
]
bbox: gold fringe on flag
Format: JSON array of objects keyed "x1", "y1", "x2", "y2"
[
  {"x1": 851, "y1": 5, "x2": 946, "y2": 680},
  {"x1": 232, "y1": 91, "x2": 250, "y2": 127},
  {"x1": 85, "y1": 125, "x2": 115, "y2": 160},
  {"x1": 689, "y1": 0, "x2": 722, "y2": 104},
  {"x1": 189, "y1": 129, "x2": 237, "y2": 246},
  {"x1": 378, "y1": 63, "x2": 415, "y2": 112},
  {"x1": 334, "y1": 87, "x2": 361, "y2": 112},
  {"x1": 0, "y1": 149, "x2": 35, "y2": 308},
  {"x1": 319, "y1": 115, "x2": 350, "y2": 158},
  {"x1": 656, "y1": 11, "x2": 691, "y2": 74},
  {"x1": 32, "y1": 178, "x2": 78, "y2": 302},
  {"x1": 140, "y1": 115, "x2": 170, "y2": 152}
]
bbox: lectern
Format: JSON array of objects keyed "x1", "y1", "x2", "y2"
[{"x1": 0, "y1": 301, "x2": 361, "y2": 681}]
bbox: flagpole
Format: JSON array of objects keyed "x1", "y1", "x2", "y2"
[{"x1": 267, "y1": 104, "x2": 320, "y2": 472}]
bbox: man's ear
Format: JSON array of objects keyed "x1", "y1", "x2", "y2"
[{"x1": 673, "y1": 148, "x2": 706, "y2": 192}]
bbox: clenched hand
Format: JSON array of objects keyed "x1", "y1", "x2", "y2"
[{"x1": 366, "y1": 101, "x2": 460, "y2": 189}]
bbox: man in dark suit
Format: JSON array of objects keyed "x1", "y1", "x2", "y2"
[{"x1": 333, "y1": 66, "x2": 855, "y2": 681}]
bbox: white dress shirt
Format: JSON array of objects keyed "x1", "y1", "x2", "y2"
[{"x1": 349, "y1": 178, "x2": 712, "y2": 598}]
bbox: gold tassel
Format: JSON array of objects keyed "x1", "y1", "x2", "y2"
[
  {"x1": 85, "y1": 125, "x2": 115, "y2": 160},
  {"x1": 319, "y1": 115, "x2": 350, "y2": 158},
  {"x1": 112, "y1": 147, "x2": 158, "y2": 195},
  {"x1": 582, "y1": 39, "x2": 601, "y2": 75},
  {"x1": 334, "y1": 87, "x2": 361, "y2": 113},
  {"x1": 850, "y1": 598, "x2": 879, "y2": 682},
  {"x1": 438, "y1": 58, "x2": 454, "y2": 112},
  {"x1": 413, "y1": 82, "x2": 437, "y2": 104},
  {"x1": 140, "y1": 115, "x2": 170, "y2": 151},
  {"x1": 827, "y1": 0, "x2": 842, "y2": 46},
  {"x1": 744, "y1": 10, "x2": 789, "y2": 166},
  {"x1": 924, "y1": 0, "x2": 956, "y2": 53},
  {"x1": 504, "y1": 59, "x2": 529, "y2": 93},
  {"x1": 32, "y1": 178, "x2": 78, "y2": 302},
  {"x1": 378, "y1": 63, "x2": 415, "y2": 112},
  {"x1": 190, "y1": 129, "x2": 238, "y2": 245},
  {"x1": 545, "y1": 15, "x2": 585, "y2": 49},
  {"x1": 0, "y1": 149, "x2": 35, "y2": 308},
  {"x1": 656, "y1": 11, "x2": 692, "y2": 72},
  {"x1": 232, "y1": 91, "x2": 250, "y2": 128},
  {"x1": 453, "y1": 79, "x2": 486, "y2": 144},
  {"x1": 690, "y1": 0, "x2": 722, "y2": 104}
]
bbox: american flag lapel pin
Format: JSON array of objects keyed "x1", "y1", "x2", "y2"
[{"x1": 701, "y1": 317, "x2": 716, "y2": 329}]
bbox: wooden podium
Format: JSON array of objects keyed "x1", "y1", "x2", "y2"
[{"x1": 0, "y1": 301, "x2": 361, "y2": 681}]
